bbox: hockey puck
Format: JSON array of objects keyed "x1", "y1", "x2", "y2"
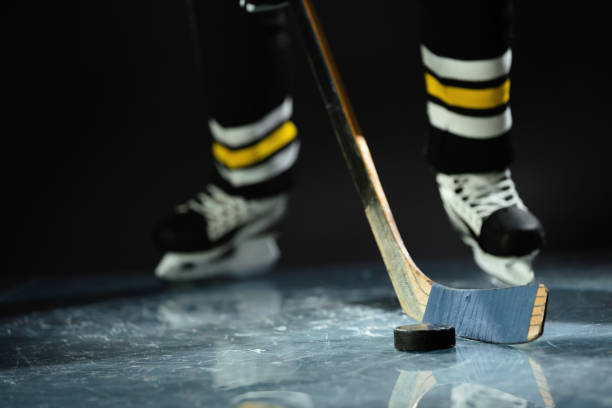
[{"x1": 394, "y1": 324, "x2": 455, "y2": 351}]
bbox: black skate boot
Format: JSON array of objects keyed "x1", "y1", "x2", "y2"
[
  {"x1": 153, "y1": 181, "x2": 288, "y2": 281},
  {"x1": 436, "y1": 169, "x2": 545, "y2": 286}
]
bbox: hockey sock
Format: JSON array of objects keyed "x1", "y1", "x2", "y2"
[{"x1": 419, "y1": 0, "x2": 515, "y2": 173}]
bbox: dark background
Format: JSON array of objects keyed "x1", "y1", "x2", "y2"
[{"x1": 3, "y1": 1, "x2": 611, "y2": 286}]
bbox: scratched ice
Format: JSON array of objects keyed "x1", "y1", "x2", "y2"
[{"x1": 0, "y1": 258, "x2": 610, "y2": 407}]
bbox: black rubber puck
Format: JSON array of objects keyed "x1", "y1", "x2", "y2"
[{"x1": 394, "y1": 324, "x2": 455, "y2": 351}]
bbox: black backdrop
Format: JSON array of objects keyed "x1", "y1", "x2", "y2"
[{"x1": 4, "y1": 1, "x2": 611, "y2": 284}]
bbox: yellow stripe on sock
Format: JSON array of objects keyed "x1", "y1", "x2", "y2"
[
  {"x1": 213, "y1": 120, "x2": 297, "y2": 169},
  {"x1": 425, "y1": 72, "x2": 510, "y2": 110}
]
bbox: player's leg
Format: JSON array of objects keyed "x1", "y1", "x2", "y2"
[
  {"x1": 153, "y1": 1, "x2": 299, "y2": 280},
  {"x1": 419, "y1": 0, "x2": 545, "y2": 285}
]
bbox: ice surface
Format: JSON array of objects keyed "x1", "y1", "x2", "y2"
[{"x1": 1, "y1": 259, "x2": 611, "y2": 407}]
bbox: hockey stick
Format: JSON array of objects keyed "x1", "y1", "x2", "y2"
[{"x1": 289, "y1": 0, "x2": 548, "y2": 343}]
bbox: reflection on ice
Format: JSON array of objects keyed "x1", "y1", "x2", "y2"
[
  {"x1": 211, "y1": 340, "x2": 298, "y2": 390},
  {"x1": 157, "y1": 282, "x2": 282, "y2": 329},
  {"x1": 389, "y1": 341, "x2": 555, "y2": 407},
  {"x1": 231, "y1": 391, "x2": 314, "y2": 408}
]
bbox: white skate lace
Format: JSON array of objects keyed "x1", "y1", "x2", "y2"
[
  {"x1": 448, "y1": 169, "x2": 525, "y2": 220},
  {"x1": 176, "y1": 185, "x2": 250, "y2": 241}
]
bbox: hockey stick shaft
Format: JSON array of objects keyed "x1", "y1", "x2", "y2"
[{"x1": 289, "y1": 0, "x2": 431, "y2": 320}]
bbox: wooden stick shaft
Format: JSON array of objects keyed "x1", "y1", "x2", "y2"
[{"x1": 290, "y1": 0, "x2": 432, "y2": 320}]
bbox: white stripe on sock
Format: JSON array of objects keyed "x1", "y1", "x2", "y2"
[
  {"x1": 421, "y1": 46, "x2": 512, "y2": 82},
  {"x1": 209, "y1": 97, "x2": 293, "y2": 147},
  {"x1": 216, "y1": 140, "x2": 300, "y2": 187},
  {"x1": 427, "y1": 101, "x2": 512, "y2": 139}
]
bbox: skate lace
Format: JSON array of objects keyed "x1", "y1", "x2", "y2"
[
  {"x1": 452, "y1": 169, "x2": 524, "y2": 220},
  {"x1": 176, "y1": 185, "x2": 249, "y2": 240}
]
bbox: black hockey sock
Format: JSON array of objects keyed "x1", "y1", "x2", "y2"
[
  {"x1": 192, "y1": 1, "x2": 293, "y2": 125},
  {"x1": 191, "y1": 2, "x2": 298, "y2": 193},
  {"x1": 418, "y1": 0, "x2": 516, "y2": 174}
]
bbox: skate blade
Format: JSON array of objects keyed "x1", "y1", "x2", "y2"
[
  {"x1": 155, "y1": 235, "x2": 280, "y2": 281},
  {"x1": 465, "y1": 236, "x2": 538, "y2": 287}
]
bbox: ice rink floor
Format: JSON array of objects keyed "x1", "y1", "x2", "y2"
[{"x1": 1, "y1": 256, "x2": 611, "y2": 407}]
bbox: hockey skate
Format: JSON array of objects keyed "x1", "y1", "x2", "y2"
[
  {"x1": 153, "y1": 184, "x2": 288, "y2": 281},
  {"x1": 436, "y1": 169, "x2": 545, "y2": 286}
]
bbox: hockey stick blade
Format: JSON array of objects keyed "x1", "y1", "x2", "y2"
[{"x1": 289, "y1": 0, "x2": 548, "y2": 343}]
